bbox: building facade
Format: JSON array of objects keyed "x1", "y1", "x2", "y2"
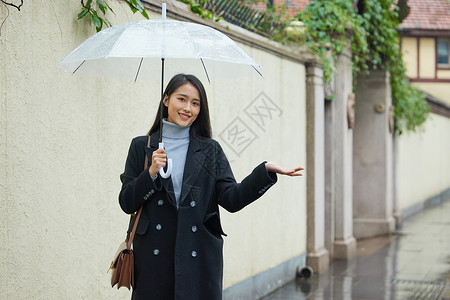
[{"x1": 399, "y1": 0, "x2": 450, "y2": 106}]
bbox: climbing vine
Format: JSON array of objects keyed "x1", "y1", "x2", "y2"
[
  {"x1": 295, "y1": 0, "x2": 368, "y2": 84},
  {"x1": 356, "y1": 0, "x2": 429, "y2": 133},
  {"x1": 281, "y1": 0, "x2": 428, "y2": 132},
  {"x1": 161, "y1": 0, "x2": 429, "y2": 132},
  {"x1": 221, "y1": 0, "x2": 429, "y2": 133},
  {"x1": 78, "y1": 0, "x2": 149, "y2": 32}
]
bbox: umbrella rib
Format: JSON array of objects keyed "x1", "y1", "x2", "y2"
[
  {"x1": 72, "y1": 60, "x2": 86, "y2": 75},
  {"x1": 134, "y1": 58, "x2": 144, "y2": 83},
  {"x1": 252, "y1": 65, "x2": 264, "y2": 78},
  {"x1": 200, "y1": 58, "x2": 211, "y2": 84}
]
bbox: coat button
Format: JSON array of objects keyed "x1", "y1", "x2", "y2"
[
  {"x1": 153, "y1": 249, "x2": 160, "y2": 256},
  {"x1": 190, "y1": 201, "x2": 196, "y2": 207},
  {"x1": 191, "y1": 251, "x2": 197, "y2": 257},
  {"x1": 156, "y1": 224, "x2": 162, "y2": 231},
  {"x1": 191, "y1": 226, "x2": 197, "y2": 233},
  {"x1": 158, "y1": 199, "x2": 164, "y2": 206}
]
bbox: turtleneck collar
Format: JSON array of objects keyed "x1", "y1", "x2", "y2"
[{"x1": 162, "y1": 119, "x2": 191, "y2": 139}]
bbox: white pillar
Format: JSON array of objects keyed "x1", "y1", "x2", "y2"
[
  {"x1": 333, "y1": 48, "x2": 356, "y2": 259},
  {"x1": 305, "y1": 63, "x2": 329, "y2": 273},
  {"x1": 324, "y1": 98, "x2": 335, "y2": 258},
  {"x1": 353, "y1": 71, "x2": 395, "y2": 239},
  {"x1": 393, "y1": 135, "x2": 402, "y2": 228}
]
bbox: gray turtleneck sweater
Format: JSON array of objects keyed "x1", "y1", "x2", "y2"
[{"x1": 162, "y1": 119, "x2": 191, "y2": 208}]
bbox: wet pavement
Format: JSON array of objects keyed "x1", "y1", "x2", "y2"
[{"x1": 262, "y1": 200, "x2": 450, "y2": 300}]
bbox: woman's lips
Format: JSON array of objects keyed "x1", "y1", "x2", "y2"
[{"x1": 179, "y1": 113, "x2": 190, "y2": 120}]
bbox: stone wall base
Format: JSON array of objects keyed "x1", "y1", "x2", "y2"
[
  {"x1": 401, "y1": 187, "x2": 450, "y2": 220},
  {"x1": 393, "y1": 212, "x2": 403, "y2": 229},
  {"x1": 306, "y1": 247, "x2": 329, "y2": 274},
  {"x1": 353, "y1": 217, "x2": 395, "y2": 239},
  {"x1": 333, "y1": 236, "x2": 357, "y2": 260},
  {"x1": 223, "y1": 253, "x2": 306, "y2": 300}
]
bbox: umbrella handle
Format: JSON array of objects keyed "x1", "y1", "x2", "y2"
[{"x1": 158, "y1": 142, "x2": 172, "y2": 178}]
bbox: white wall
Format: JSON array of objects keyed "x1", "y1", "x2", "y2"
[
  {"x1": 396, "y1": 113, "x2": 450, "y2": 211},
  {"x1": 215, "y1": 54, "x2": 307, "y2": 288},
  {"x1": 0, "y1": 0, "x2": 307, "y2": 298}
]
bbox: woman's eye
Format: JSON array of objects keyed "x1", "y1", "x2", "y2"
[
  {"x1": 193, "y1": 102, "x2": 200, "y2": 107},
  {"x1": 178, "y1": 98, "x2": 185, "y2": 102}
]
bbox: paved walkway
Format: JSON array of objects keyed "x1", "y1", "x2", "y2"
[{"x1": 262, "y1": 200, "x2": 450, "y2": 300}]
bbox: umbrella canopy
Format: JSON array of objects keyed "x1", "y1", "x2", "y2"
[{"x1": 58, "y1": 19, "x2": 262, "y2": 83}]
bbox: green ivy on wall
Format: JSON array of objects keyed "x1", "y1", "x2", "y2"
[
  {"x1": 284, "y1": 0, "x2": 429, "y2": 133},
  {"x1": 177, "y1": 0, "x2": 429, "y2": 133},
  {"x1": 78, "y1": 0, "x2": 149, "y2": 32},
  {"x1": 356, "y1": 0, "x2": 429, "y2": 134},
  {"x1": 295, "y1": 0, "x2": 369, "y2": 84}
]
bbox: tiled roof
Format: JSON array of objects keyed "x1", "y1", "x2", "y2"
[{"x1": 401, "y1": 0, "x2": 450, "y2": 31}]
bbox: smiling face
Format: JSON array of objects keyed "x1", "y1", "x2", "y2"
[{"x1": 163, "y1": 83, "x2": 201, "y2": 127}]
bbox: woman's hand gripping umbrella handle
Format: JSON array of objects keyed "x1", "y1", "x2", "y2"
[{"x1": 158, "y1": 142, "x2": 172, "y2": 178}]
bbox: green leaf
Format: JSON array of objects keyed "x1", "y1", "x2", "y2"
[
  {"x1": 78, "y1": 9, "x2": 89, "y2": 20},
  {"x1": 104, "y1": 1, "x2": 115, "y2": 14},
  {"x1": 140, "y1": 9, "x2": 149, "y2": 19},
  {"x1": 103, "y1": 18, "x2": 112, "y2": 27},
  {"x1": 326, "y1": 94, "x2": 336, "y2": 101},
  {"x1": 134, "y1": 0, "x2": 148, "y2": 17},
  {"x1": 96, "y1": 0, "x2": 107, "y2": 14},
  {"x1": 90, "y1": 11, "x2": 103, "y2": 31},
  {"x1": 125, "y1": 0, "x2": 138, "y2": 13},
  {"x1": 97, "y1": 1, "x2": 106, "y2": 14},
  {"x1": 135, "y1": 0, "x2": 145, "y2": 10}
]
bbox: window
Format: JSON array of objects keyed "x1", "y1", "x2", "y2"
[{"x1": 437, "y1": 39, "x2": 450, "y2": 68}]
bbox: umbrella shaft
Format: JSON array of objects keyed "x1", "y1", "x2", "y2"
[{"x1": 160, "y1": 58, "x2": 165, "y2": 143}]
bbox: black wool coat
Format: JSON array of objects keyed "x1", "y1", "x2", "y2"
[{"x1": 119, "y1": 130, "x2": 277, "y2": 300}]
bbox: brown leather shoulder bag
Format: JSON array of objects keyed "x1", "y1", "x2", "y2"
[{"x1": 109, "y1": 135, "x2": 150, "y2": 290}]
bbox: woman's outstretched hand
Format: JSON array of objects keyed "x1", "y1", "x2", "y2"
[{"x1": 265, "y1": 162, "x2": 304, "y2": 177}]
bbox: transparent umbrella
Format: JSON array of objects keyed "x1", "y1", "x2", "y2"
[
  {"x1": 58, "y1": 4, "x2": 263, "y2": 177},
  {"x1": 58, "y1": 5, "x2": 262, "y2": 82}
]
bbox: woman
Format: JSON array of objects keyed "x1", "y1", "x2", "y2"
[{"x1": 119, "y1": 74, "x2": 303, "y2": 300}]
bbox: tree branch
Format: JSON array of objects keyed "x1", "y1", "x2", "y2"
[
  {"x1": 1, "y1": 0, "x2": 23, "y2": 11},
  {"x1": 81, "y1": 0, "x2": 88, "y2": 10},
  {"x1": 0, "y1": 3, "x2": 10, "y2": 36}
]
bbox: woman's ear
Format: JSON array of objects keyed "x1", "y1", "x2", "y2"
[{"x1": 163, "y1": 95, "x2": 169, "y2": 107}]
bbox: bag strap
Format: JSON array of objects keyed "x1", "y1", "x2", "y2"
[
  {"x1": 126, "y1": 206, "x2": 142, "y2": 250},
  {"x1": 125, "y1": 135, "x2": 151, "y2": 250}
]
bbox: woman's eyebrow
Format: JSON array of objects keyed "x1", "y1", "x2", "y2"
[{"x1": 176, "y1": 93, "x2": 200, "y2": 102}]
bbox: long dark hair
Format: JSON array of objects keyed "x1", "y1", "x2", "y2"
[{"x1": 148, "y1": 74, "x2": 212, "y2": 139}]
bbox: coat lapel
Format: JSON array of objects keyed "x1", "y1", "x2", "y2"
[
  {"x1": 179, "y1": 134, "x2": 205, "y2": 206},
  {"x1": 148, "y1": 130, "x2": 177, "y2": 206}
]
